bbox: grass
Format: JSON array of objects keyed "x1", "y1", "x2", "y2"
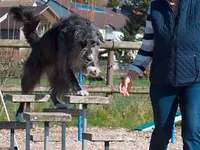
[
  {"x1": 0, "y1": 72, "x2": 153, "y2": 130},
  {"x1": 87, "y1": 94, "x2": 153, "y2": 129}
]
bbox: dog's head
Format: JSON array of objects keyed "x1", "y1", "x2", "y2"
[{"x1": 60, "y1": 15, "x2": 104, "y2": 77}]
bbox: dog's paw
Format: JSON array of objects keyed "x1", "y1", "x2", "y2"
[
  {"x1": 76, "y1": 89, "x2": 89, "y2": 96},
  {"x1": 56, "y1": 103, "x2": 68, "y2": 109},
  {"x1": 15, "y1": 113, "x2": 24, "y2": 122},
  {"x1": 87, "y1": 66, "x2": 100, "y2": 77}
]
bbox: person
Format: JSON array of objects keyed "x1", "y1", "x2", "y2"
[{"x1": 119, "y1": 0, "x2": 200, "y2": 150}]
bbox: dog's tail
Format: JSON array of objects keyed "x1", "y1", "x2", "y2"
[{"x1": 9, "y1": 6, "x2": 40, "y2": 46}]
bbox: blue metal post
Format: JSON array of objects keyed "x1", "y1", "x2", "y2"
[
  {"x1": 78, "y1": 73, "x2": 83, "y2": 141},
  {"x1": 61, "y1": 122, "x2": 66, "y2": 150},
  {"x1": 44, "y1": 122, "x2": 49, "y2": 150}
]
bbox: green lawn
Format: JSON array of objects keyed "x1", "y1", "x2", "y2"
[{"x1": 0, "y1": 72, "x2": 153, "y2": 130}]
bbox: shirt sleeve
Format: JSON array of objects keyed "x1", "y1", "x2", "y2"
[{"x1": 128, "y1": 5, "x2": 154, "y2": 75}]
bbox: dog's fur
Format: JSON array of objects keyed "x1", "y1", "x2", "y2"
[{"x1": 9, "y1": 6, "x2": 103, "y2": 121}]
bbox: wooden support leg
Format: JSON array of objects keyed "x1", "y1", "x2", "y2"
[
  {"x1": 105, "y1": 141, "x2": 109, "y2": 150},
  {"x1": 61, "y1": 122, "x2": 66, "y2": 150},
  {"x1": 10, "y1": 129, "x2": 14, "y2": 150}
]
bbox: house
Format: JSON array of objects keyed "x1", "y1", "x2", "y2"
[
  {"x1": 0, "y1": 5, "x2": 59, "y2": 60},
  {"x1": 36, "y1": 0, "x2": 127, "y2": 41},
  {"x1": 36, "y1": 0, "x2": 72, "y2": 18},
  {"x1": 70, "y1": 2, "x2": 127, "y2": 41},
  {"x1": 0, "y1": 5, "x2": 59, "y2": 39}
]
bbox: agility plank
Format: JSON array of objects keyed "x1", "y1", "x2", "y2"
[
  {"x1": 30, "y1": 134, "x2": 61, "y2": 142},
  {"x1": 82, "y1": 132, "x2": 134, "y2": 142},
  {"x1": 24, "y1": 112, "x2": 71, "y2": 122},
  {"x1": 0, "y1": 146, "x2": 17, "y2": 150},
  {"x1": 63, "y1": 95, "x2": 111, "y2": 104},
  {"x1": 0, "y1": 121, "x2": 30, "y2": 129},
  {"x1": 43, "y1": 108, "x2": 82, "y2": 117},
  {"x1": 135, "y1": 112, "x2": 182, "y2": 132}
]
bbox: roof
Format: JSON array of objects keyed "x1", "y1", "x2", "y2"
[
  {"x1": 0, "y1": 6, "x2": 59, "y2": 29},
  {"x1": 52, "y1": 0, "x2": 127, "y2": 29},
  {"x1": 71, "y1": 5, "x2": 127, "y2": 29}
]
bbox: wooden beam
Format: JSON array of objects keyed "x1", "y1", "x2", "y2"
[
  {"x1": 0, "y1": 40, "x2": 141, "y2": 50},
  {"x1": 0, "y1": 40, "x2": 30, "y2": 48},
  {"x1": 43, "y1": 108, "x2": 82, "y2": 117},
  {"x1": 0, "y1": 146, "x2": 17, "y2": 150},
  {"x1": 100, "y1": 41, "x2": 142, "y2": 50},
  {"x1": 7, "y1": 94, "x2": 50, "y2": 103},
  {"x1": 1, "y1": 85, "x2": 150, "y2": 94},
  {"x1": 30, "y1": 134, "x2": 61, "y2": 142},
  {"x1": 24, "y1": 112, "x2": 72, "y2": 122},
  {"x1": 63, "y1": 95, "x2": 111, "y2": 104},
  {"x1": 82, "y1": 132, "x2": 134, "y2": 142},
  {"x1": 0, "y1": 121, "x2": 31, "y2": 129}
]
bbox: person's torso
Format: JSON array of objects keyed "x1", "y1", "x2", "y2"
[{"x1": 150, "y1": 0, "x2": 200, "y2": 86}]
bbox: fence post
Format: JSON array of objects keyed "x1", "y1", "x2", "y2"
[{"x1": 106, "y1": 41, "x2": 114, "y2": 86}]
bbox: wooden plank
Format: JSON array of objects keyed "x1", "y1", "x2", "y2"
[
  {"x1": 24, "y1": 112, "x2": 71, "y2": 122},
  {"x1": 0, "y1": 40, "x2": 141, "y2": 50},
  {"x1": 7, "y1": 94, "x2": 50, "y2": 103},
  {"x1": 0, "y1": 121, "x2": 32, "y2": 129},
  {"x1": 87, "y1": 85, "x2": 150, "y2": 94},
  {"x1": 0, "y1": 40, "x2": 30, "y2": 48},
  {"x1": 1, "y1": 85, "x2": 50, "y2": 92},
  {"x1": 63, "y1": 95, "x2": 111, "y2": 104},
  {"x1": 30, "y1": 134, "x2": 61, "y2": 142},
  {"x1": 1, "y1": 85, "x2": 150, "y2": 94},
  {"x1": 0, "y1": 146, "x2": 17, "y2": 150},
  {"x1": 43, "y1": 108, "x2": 82, "y2": 117},
  {"x1": 101, "y1": 41, "x2": 141, "y2": 50},
  {"x1": 82, "y1": 132, "x2": 134, "y2": 142}
]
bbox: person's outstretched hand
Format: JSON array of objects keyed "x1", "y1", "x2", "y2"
[{"x1": 119, "y1": 71, "x2": 139, "y2": 96}]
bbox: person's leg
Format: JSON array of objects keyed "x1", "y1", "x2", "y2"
[
  {"x1": 179, "y1": 82, "x2": 200, "y2": 150},
  {"x1": 149, "y1": 84, "x2": 180, "y2": 150}
]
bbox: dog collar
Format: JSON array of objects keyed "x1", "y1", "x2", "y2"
[{"x1": 59, "y1": 32, "x2": 65, "y2": 38}]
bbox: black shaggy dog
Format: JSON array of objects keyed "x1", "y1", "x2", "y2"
[{"x1": 9, "y1": 6, "x2": 103, "y2": 121}]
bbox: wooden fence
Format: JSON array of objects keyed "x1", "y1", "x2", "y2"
[
  {"x1": 0, "y1": 40, "x2": 149, "y2": 94},
  {"x1": 0, "y1": 40, "x2": 142, "y2": 49}
]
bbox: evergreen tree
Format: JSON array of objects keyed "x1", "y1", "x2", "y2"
[
  {"x1": 107, "y1": 0, "x2": 121, "y2": 7},
  {"x1": 122, "y1": 0, "x2": 150, "y2": 41}
]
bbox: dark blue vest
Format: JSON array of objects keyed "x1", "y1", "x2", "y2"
[{"x1": 150, "y1": 0, "x2": 200, "y2": 86}]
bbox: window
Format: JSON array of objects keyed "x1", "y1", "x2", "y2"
[{"x1": 37, "y1": 21, "x2": 52, "y2": 36}]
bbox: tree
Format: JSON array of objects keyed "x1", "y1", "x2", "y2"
[
  {"x1": 107, "y1": 0, "x2": 120, "y2": 7},
  {"x1": 0, "y1": 48, "x2": 23, "y2": 84},
  {"x1": 121, "y1": 0, "x2": 150, "y2": 41}
]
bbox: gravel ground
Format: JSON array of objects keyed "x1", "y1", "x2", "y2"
[{"x1": 0, "y1": 125, "x2": 183, "y2": 150}]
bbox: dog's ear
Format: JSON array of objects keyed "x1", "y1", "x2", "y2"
[
  {"x1": 97, "y1": 33, "x2": 105, "y2": 43},
  {"x1": 90, "y1": 23, "x2": 105, "y2": 43}
]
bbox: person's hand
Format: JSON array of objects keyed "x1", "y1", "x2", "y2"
[{"x1": 119, "y1": 71, "x2": 139, "y2": 96}]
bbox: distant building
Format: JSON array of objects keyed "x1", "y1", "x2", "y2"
[
  {"x1": 0, "y1": 6, "x2": 59, "y2": 39},
  {"x1": 37, "y1": 0, "x2": 127, "y2": 41}
]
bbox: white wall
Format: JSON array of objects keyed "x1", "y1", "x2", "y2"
[
  {"x1": 98, "y1": 27, "x2": 124, "y2": 70},
  {"x1": 98, "y1": 28, "x2": 124, "y2": 41}
]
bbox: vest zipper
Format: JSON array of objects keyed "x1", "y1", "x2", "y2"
[{"x1": 171, "y1": 0, "x2": 182, "y2": 85}]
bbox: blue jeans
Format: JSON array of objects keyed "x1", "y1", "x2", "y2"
[{"x1": 149, "y1": 82, "x2": 200, "y2": 150}]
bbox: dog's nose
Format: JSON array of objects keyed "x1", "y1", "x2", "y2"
[{"x1": 86, "y1": 55, "x2": 93, "y2": 62}]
